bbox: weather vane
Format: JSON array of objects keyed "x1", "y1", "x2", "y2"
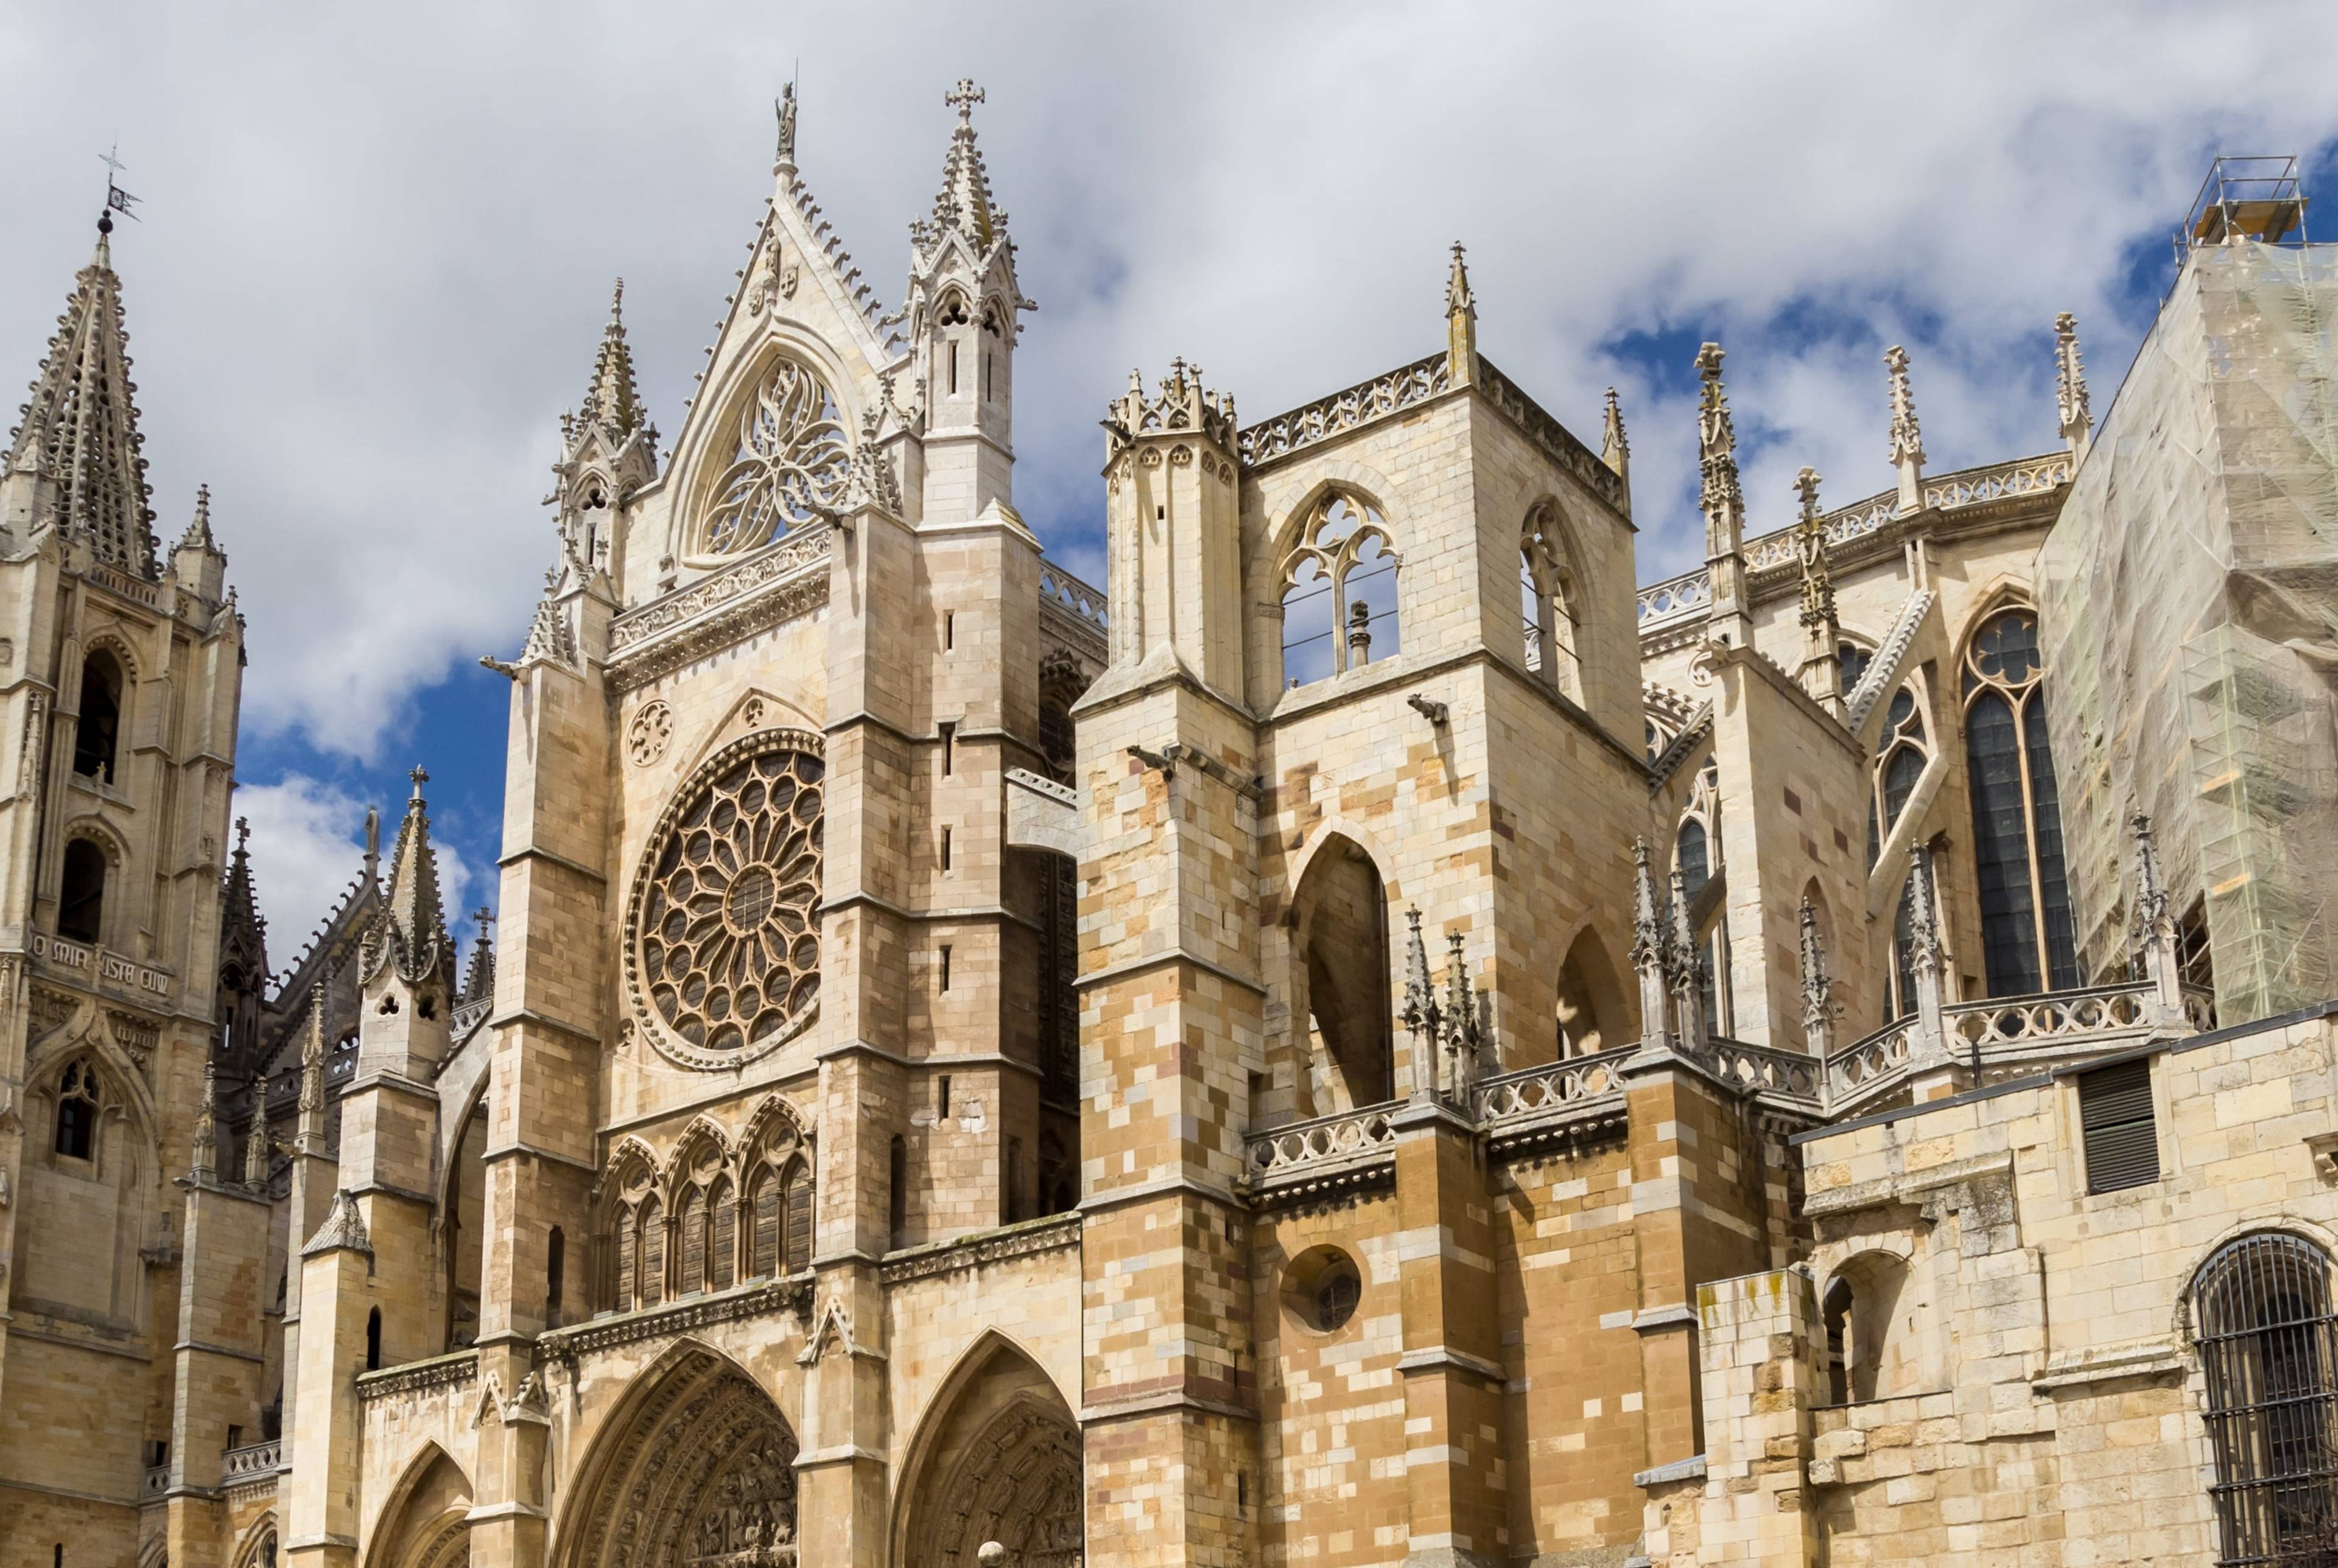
[{"x1": 98, "y1": 143, "x2": 140, "y2": 231}]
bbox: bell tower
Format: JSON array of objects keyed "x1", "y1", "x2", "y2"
[{"x1": 905, "y1": 79, "x2": 1030, "y2": 525}]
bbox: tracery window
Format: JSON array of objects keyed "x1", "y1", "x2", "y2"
[
  {"x1": 53, "y1": 1059, "x2": 99, "y2": 1160},
  {"x1": 630, "y1": 739, "x2": 824, "y2": 1068},
  {"x1": 1279, "y1": 495, "x2": 1399, "y2": 688},
  {"x1": 1519, "y1": 504, "x2": 1582, "y2": 700},
  {"x1": 1962, "y1": 608, "x2": 2078, "y2": 995},
  {"x1": 690, "y1": 357, "x2": 852, "y2": 562},
  {"x1": 2194, "y1": 1233, "x2": 2338, "y2": 1564},
  {"x1": 1866, "y1": 686, "x2": 1929, "y2": 869}
]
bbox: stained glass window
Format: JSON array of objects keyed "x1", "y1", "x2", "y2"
[{"x1": 1963, "y1": 610, "x2": 2078, "y2": 996}]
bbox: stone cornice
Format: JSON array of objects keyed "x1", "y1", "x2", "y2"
[
  {"x1": 356, "y1": 1349, "x2": 477, "y2": 1402},
  {"x1": 878, "y1": 1213, "x2": 1080, "y2": 1286},
  {"x1": 606, "y1": 533, "x2": 832, "y2": 695},
  {"x1": 539, "y1": 1275, "x2": 812, "y2": 1363}
]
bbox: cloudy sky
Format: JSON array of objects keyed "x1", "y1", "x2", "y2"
[{"x1": 2, "y1": 2, "x2": 2334, "y2": 981}]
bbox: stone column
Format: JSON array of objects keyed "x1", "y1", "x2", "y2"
[
  {"x1": 284, "y1": 1195, "x2": 373, "y2": 1568},
  {"x1": 164, "y1": 1167, "x2": 272, "y2": 1568}
]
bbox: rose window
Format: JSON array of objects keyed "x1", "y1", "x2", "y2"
[
  {"x1": 692, "y1": 358, "x2": 852, "y2": 562},
  {"x1": 631, "y1": 739, "x2": 824, "y2": 1066}
]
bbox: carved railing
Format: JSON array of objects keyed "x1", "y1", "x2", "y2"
[
  {"x1": 1246, "y1": 1102, "x2": 1398, "y2": 1177},
  {"x1": 1825, "y1": 1019, "x2": 1917, "y2": 1109},
  {"x1": 1474, "y1": 359, "x2": 1630, "y2": 511},
  {"x1": 1237, "y1": 354, "x2": 1450, "y2": 467},
  {"x1": 1687, "y1": 1035, "x2": 1822, "y2": 1102},
  {"x1": 222, "y1": 1438, "x2": 283, "y2": 1480},
  {"x1": 1037, "y1": 565, "x2": 1110, "y2": 642},
  {"x1": 1943, "y1": 982, "x2": 2155, "y2": 1053},
  {"x1": 1638, "y1": 451, "x2": 2073, "y2": 628},
  {"x1": 1475, "y1": 1048, "x2": 1632, "y2": 1121},
  {"x1": 143, "y1": 1463, "x2": 168, "y2": 1499}
]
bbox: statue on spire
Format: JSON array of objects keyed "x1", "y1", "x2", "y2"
[
  {"x1": 2055, "y1": 312, "x2": 2093, "y2": 459},
  {"x1": 775, "y1": 80, "x2": 799, "y2": 166},
  {"x1": 1885, "y1": 345, "x2": 1926, "y2": 513},
  {"x1": 1795, "y1": 467, "x2": 1844, "y2": 714}
]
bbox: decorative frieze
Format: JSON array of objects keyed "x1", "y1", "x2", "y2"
[
  {"x1": 539, "y1": 1275, "x2": 813, "y2": 1362},
  {"x1": 878, "y1": 1212, "x2": 1080, "y2": 1286}
]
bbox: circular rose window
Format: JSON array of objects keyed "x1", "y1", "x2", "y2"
[{"x1": 628, "y1": 735, "x2": 824, "y2": 1068}]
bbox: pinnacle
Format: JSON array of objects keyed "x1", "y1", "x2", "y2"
[
  {"x1": 927, "y1": 79, "x2": 1001, "y2": 254},
  {"x1": 580, "y1": 279, "x2": 646, "y2": 436},
  {"x1": 1445, "y1": 242, "x2": 1474, "y2": 317},
  {"x1": 374, "y1": 765, "x2": 451, "y2": 983},
  {"x1": 221, "y1": 811, "x2": 269, "y2": 972},
  {"x1": 178, "y1": 482, "x2": 217, "y2": 551}
]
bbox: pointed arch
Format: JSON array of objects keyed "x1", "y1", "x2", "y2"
[
  {"x1": 1287, "y1": 829, "x2": 1395, "y2": 1111},
  {"x1": 894, "y1": 1331, "x2": 1083, "y2": 1568},
  {"x1": 663, "y1": 1113, "x2": 735, "y2": 1191},
  {"x1": 550, "y1": 1337, "x2": 800, "y2": 1568},
  {"x1": 1519, "y1": 495, "x2": 1586, "y2": 701},
  {"x1": 361, "y1": 1440, "x2": 471, "y2": 1568},
  {"x1": 1554, "y1": 925, "x2": 1633, "y2": 1060}
]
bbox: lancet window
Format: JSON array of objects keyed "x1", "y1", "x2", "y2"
[
  {"x1": 1962, "y1": 607, "x2": 2078, "y2": 995},
  {"x1": 1866, "y1": 686, "x2": 1929, "y2": 869},
  {"x1": 1837, "y1": 640, "x2": 1874, "y2": 695},
  {"x1": 1279, "y1": 495, "x2": 1399, "y2": 688},
  {"x1": 59, "y1": 839, "x2": 108, "y2": 945},
  {"x1": 72, "y1": 651, "x2": 122, "y2": 783},
  {"x1": 1519, "y1": 503, "x2": 1582, "y2": 700},
  {"x1": 690, "y1": 357, "x2": 852, "y2": 562}
]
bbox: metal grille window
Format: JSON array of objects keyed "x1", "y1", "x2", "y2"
[
  {"x1": 2078, "y1": 1058, "x2": 2160, "y2": 1194},
  {"x1": 2196, "y1": 1233, "x2": 2338, "y2": 1564}
]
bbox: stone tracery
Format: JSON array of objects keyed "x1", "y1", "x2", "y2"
[
  {"x1": 629, "y1": 734, "x2": 825, "y2": 1069},
  {"x1": 693, "y1": 357, "x2": 852, "y2": 562}
]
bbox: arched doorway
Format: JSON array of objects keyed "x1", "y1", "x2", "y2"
[
  {"x1": 555, "y1": 1341, "x2": 799, "y2": 1568},
  {"x1": 899, "y1": 1337, "x2": 1083, "y2": 1568}
]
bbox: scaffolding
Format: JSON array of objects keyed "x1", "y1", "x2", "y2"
[{"x1": 2038, "y1": 234, "x2": 2338, "y2": 1023}]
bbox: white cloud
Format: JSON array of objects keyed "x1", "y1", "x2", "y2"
[
  {"x1": 0, "y1": 3, "x2": 2333, "y2": 755},
  {"x1": 236, "y1": 774, "x2": 482, "y2": 984}
]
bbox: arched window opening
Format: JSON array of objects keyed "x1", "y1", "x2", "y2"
[
  {"x1": 1555, "y1": 930, "x2": 1629, "y2": 1059},
  {"x1": 690, "y1": 357, "x2": 851, "y2": 563},
  {"x1": 1838, "y1": 640, "x2": 1874, "y2": 695},
  {"x1": 53, "y1": 1059, "x2": 99, "y2": 1160},
  {"x1": 1677, "y1": 819, "x2": 1710, "y2": 899},
  {"x1": 365, "y1": 1307, "x2": 382, "y2": 1371},
  {"x1": 1679, "y1": 760, "x2": 1733, "y2": 1034},
  {"x1": 58, "y1": 840, "x2": 106, "y2": 945},
  {"x1": 1520, "y1": 505, "x2": 1582, "y2": 700},
  {"x1": 1864, "y1": 686, "x2": 1929, "y2": 873},
  {"x1": 1822, "y1": 1276, "x2": 1854, "y2": 1404},
  {"x1": 749, "y1": 1169, "x2": 781, "y2": 1279},
  {"x1": 72, "y1": 652, "x2": 122, "y2": 783},
  {"x1": 1279, "y1": 495, "x2": 1399, "y2": 688},
  {"x1": 1291, "y1": 837, "x2": 1394, "y2": 1111},
  {"x1": 2195, "y1": 1233, "x2": 2338, "y2": 1564},
  {"x1": 444, "y1": 1098, "x2": 488, "y2": 1349},
  {"x1": 1964, "y1": 608, "x2": 2078, "y2": 996},
  {"x1": 782, "y1": 1156, "x2": 814, "y2": 1272},
  {"x1": 887, "y1": 1135, "x2": 908, "y2": 1251},
  {"x1": 1038, "y1": 1131, "x2": 1075, "y2": 1216},
  {"x1": 710, "y1": 1178, "x2": 737, "y2": 1292},
  {"x1": 637, "y1": 1195, "x2": 665, "y2": 1308},
  {"x1": 546, "y1": 1227, "x2": 565, "y2": 1325}
]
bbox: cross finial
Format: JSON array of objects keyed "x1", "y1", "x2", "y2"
[
  {"x1": 946, "y1": 79, "x2": 985, "y2": 122},
  {"x1": 611, "y1": 277, "x2": 623, "y2": 320},
  {"x1": 472, "y1": 906, "x2": 494, "y2": 931},
  {"x1": 1796, "y1": 466, "x2": 1822, "y2": 524},
  {"x1": 408, "y1": 765, "x2": 429, "y2": 799},
  {"x1": 235, "y1": 816, "x2": 250, "y2": 851}
]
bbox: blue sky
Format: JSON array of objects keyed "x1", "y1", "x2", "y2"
[{"x1": 2, "y1": 3, "x2": 2334, "y2": 981}]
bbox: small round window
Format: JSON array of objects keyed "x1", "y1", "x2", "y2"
[{"x1": 1284, "y1": 1245, "x2": 1363, "y2": 1334}]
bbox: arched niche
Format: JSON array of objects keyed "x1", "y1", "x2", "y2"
[
  {"x1": 1287, "y1": 832, "x2": 1394, "y2": 1113},
  {"x1": 1554, "y1": 927, "x2": 1633, "y2": 1060},
  {"x1": 895, "y1": 1334, "x2": 1083, "y2": 1568}
]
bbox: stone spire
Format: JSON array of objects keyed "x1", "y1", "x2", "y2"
[
  {"x1": 1629, "y1": 839, "x2": 1674, "y2": 1050},
  {"x1": 1445, "y1": 242, "x2": 1477, "y2": 385},
  {"x1": 1600, "y1": 386, "x2": 1630, "y2": 498},
  {"x1": 178, "y1": 482, "x2": 215, "y2": 551},
  {"x1": 192, "y1": 1059, "x2": 219, "y2": 1179},
  {"x1": 6, "y1": 214, "x2": 160, "y2": 576},
  {"x1": 1694, "y1": 343, "x2": 1751, "y2": 645},
  {"x1": 1438, "y1": 928, "x2": 1481, "y2": 1098},
  {"x1": 243, "y1": 1110, "x2": 272, "y2": 1191},
  {"x1": 2055, "y1": 312, "x2": 2093, "y2": 460},
  {"x1": 1667, "y1": 867, "x2": 1707, "y2": 1051},
  {"x1": 1400, "y1": 906, "x2": 1438, "y2": 1049},
  {"x1": 1885, "y1": 345, "x2": 1926, "y2": 514},
  {"x1": 925, "y1": 79, "x2": 1002, "y2": 254},
  {"x1": 219, "y1": 815, "x2": 268, "y2": 977},
  {"x1": 296, "y1": 982, "x2": 330, "y2": 1150},
  {"x1": 460, "y1": 907, "x2": 496, "y2": 1007},
  {"x1": 1799, "y1": 897, "x2": 1835, "y2": 1055},
  {"x1": 362, "y1": 767, "x2": 454, "y2": 988},
  {"x1": 1794, "y1": 467, "x2": 1843, "y2": 714},
  {"x1": 580, "y1": 279, "x2": 647, "y2": 438}
]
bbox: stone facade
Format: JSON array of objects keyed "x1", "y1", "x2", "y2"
[{"x1": 0, "y1": 103, "x2": 2328, "y2": 1568}]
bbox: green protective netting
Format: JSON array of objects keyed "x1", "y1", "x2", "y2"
[{"x1": 2038, "y1": 240, "x2": 2338, "y2": 1023}]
